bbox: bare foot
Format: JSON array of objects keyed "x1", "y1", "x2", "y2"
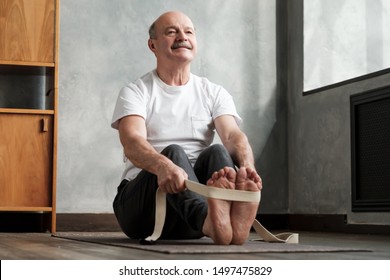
[
  {"x1": 230, "y1": 167, "x2": 261, "y2": 245},
  {"x1": 202, "y1": 167, "x2": 236, "y2": 245}
]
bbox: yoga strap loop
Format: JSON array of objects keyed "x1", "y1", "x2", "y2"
[
  {"x1": 143, "y1": 180, "x2": 298, "y2": 244},
  {"x1": 143, "y1": 188, "x2": 166, "y2": 243},
  {"x1": 251, "y1": 219, "x2": 299, "y2": 243},
  {"x1": 185, "y1": 180, "x2": 261, "y2": 203}
]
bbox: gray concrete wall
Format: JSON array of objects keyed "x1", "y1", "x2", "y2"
[
  {"x1": 288, "y1": 0, "x2": 390, "y2": 224},
  {"x1": 57, "y1": 0, "x2": 285, "y2": 213}
]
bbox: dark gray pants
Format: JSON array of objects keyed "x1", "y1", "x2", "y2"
[{"x1": 113, "y1": 144, "x2": 235, "y2": 240}]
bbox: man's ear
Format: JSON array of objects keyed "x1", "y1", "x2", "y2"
[{"x1": 148, "y1": 39, "x2": 156, "y2": 52}]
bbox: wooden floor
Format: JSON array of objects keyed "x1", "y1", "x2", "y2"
[{"x1": 1, "y1": 231, "x2": 390, "y2": 260}]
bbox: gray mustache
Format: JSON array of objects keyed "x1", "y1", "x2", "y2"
[{"x1": 172, "y1": 41, "x2": 193, "y2": 49}]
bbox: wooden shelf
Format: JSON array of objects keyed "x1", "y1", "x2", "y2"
[
  {"x1": 0, "y1": 207, "x2": 52, "y2": 212},
  {"x1": 0, "y1": 108, "x2": 55, "y2": 115},
  {"x1": 0, "y1": 60, "x2": 55, "y2": 67}
]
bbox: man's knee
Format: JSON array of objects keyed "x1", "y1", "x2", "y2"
[
  {"x1": 194, "y1": 144, "x2": 235, "y2": 179},
  {"x1": 161, "y1": 144, "x2": 186, "y2": 156},
  {"x1": 161, "y1": 144, "x2": 191, "y2": 166},
  {"x1": 207, "y1": 144, "x2": 229, "y2": 156}
]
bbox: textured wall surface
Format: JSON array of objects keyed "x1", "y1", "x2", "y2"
[
  {"x1": 57, "y1": 0, "x2": 282, "y2": 213},
  {"x1": 288, "y1": 0, "x2": 390, "y2": 224}
]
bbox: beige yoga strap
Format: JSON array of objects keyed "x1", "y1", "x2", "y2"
[{"x1": 142, "y1": 180, "x2": 299, "y2": 244}]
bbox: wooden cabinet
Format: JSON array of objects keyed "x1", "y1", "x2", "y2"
[
  {"x1": 0, "y1": 0, "x2": 59, "y2": 232},
  {"x1": 0, "y1": 113, "x2": 53, "y2": 207},
  {"x1": 0, "y1": 0, "x2": 55, "y2": 63}
]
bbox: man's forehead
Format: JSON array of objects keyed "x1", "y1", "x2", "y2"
[
  {"x1": 156, "y1": 12, "x2": 194, "y2": 30},
  {"x1": 163, "y1": 24, "x2": 195, "y2": 31}
]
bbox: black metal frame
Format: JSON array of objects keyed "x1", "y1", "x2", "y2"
[{"x1": 351, "y1": 86, "x2": 390, "y2": 212}]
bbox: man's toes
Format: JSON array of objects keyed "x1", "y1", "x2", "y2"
[
  {"x1": 210, "y1": 170, "x2": 221, "y2": 181},
  {"x1": 236, "y1": 167, "x2": 247, "y2": 185},
  {"x1": 207, "y1": 178, "x2": 215, "y2": 185},
  {"x1": 224, "y1": 167, "x2": 236, "y2": 182}
]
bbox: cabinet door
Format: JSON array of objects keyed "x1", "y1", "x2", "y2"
[
  {"x1": 0, "y1": 113, "x2": 53, "y2": 207},
  {"x1": 0, "y1": 0, "x2": 55, "y2": 63}
]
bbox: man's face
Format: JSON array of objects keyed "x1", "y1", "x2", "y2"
[{"x1": 149, "y1": 12, "x2": 197, "y2": 64}]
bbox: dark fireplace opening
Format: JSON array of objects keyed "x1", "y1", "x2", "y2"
[{"x1": 351, "y1": 86, "x2": 390, "y2": 211}]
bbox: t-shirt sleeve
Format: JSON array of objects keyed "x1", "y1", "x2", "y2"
[
  {"x1": 212, "y1": 86, "x2": 242, "y2": 126},
  {"x1": 111, "y1": 84, "x2": 147, "y2": 130}
]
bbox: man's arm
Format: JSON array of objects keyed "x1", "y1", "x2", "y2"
[
  {"x1": 214, "y1": 115, "x2": 255, "y2": 169},
  {"x1": 214, "y1": 115, "x2": 262, "y2": 189},
  {"x1": 118, "y1": 115, "x2": 188, "y2": 193}
]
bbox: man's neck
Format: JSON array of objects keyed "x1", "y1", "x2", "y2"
[{"x1": 156, "y1": 63, "x2": 191, "y2": 86}]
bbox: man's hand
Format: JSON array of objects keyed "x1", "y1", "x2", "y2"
[
  {"x1": 119, "y1": 115, "x2": 188, "y2": 194},
  {"x1": 156, "y1": 161, "x2": 188, "y2": 193}
]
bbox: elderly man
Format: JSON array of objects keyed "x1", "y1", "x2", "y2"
[{"x1": 111, "y1": 11, "x2": 262, "y2": 245}]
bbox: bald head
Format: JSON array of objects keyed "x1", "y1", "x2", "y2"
[
  {"x1": 149, "y1": 11, "x2": 195, "y2": 39},
  {"x1": 147, "y1": 11, "x2": 197, "y2": 71}
]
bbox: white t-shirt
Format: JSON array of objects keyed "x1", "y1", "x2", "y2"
[{"x1": 111, "y1": 70, "x2": 242, "y2": 180}]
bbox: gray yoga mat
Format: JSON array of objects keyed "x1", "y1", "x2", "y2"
[{"x1": 53, "y1": 232, "x2": 370, "y2": 254}]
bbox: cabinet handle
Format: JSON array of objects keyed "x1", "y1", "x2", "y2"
[{"x1": 41, "y1": 118, "x2": 49, "y2": 132}]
